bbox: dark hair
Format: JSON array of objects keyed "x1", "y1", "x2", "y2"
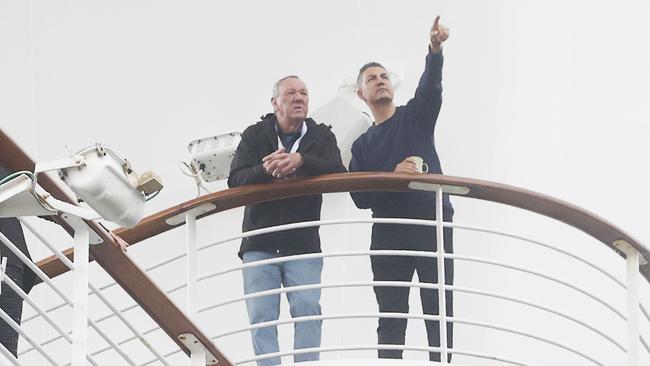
[{"x1": 357, "y1": 61, "x2": 386, "y2": 88}]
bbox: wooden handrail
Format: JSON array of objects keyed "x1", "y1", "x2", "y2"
[
  {"x1": 34, "y1": 170, "x2": 650, "y2": 282},
  {"x1": 0, "y1": 129, "x2": 232, "y2": 365}
]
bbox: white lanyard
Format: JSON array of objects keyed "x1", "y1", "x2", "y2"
[{"x1": 276, "y1": 121, "x2": 308, "y2": 154}]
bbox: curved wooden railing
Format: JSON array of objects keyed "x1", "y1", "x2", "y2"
[
  {"x1": 37, "y1": 172, "x2": 649, "y2": 282},
  {"x1": 3, "y1": 125, "x2": 647, "y2": 365}
]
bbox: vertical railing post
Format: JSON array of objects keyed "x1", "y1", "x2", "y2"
[
  {"x1": 615, "y1": 239, "x2": 643, "y2": 366},
  {"x1": 626, "y1": 247, "x2": 640, "y2": 366},
  {"x1": 0, "y1": 246, "x2": 20, "y2": 366},
  {"x1": 71, "y1": 224, "x2": 90, "y2": 366},
  {"x1": 436, "y1": 185, "x2": 448, "y2": 364},
  {"x1": 185, "y1": 212, "x2": 205, "y2": 366}
]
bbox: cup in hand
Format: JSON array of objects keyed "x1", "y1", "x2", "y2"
[{"x1": 408, "y1": 156, "x2": 429, "y2": 173}]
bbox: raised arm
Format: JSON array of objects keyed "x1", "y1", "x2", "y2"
[
  {"x1": 429, "y1": 15, "x2": 449, "y2": 54},
  {"x1": 406, "y1": 16, "x2": 450, "y2": 132}
]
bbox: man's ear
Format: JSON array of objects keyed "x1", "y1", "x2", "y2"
[
  {"x1": 357, "y1": 88, "x2": 366, "y2": 102},
  {"x1": 271, "y1": 97, "x2": 278, "y2": 113}
]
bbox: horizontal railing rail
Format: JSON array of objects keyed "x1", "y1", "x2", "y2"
[
  {"x1": 24, "y1": 215, "x2": 649, "y2": 364},
  {"x1": 93, "y1": 218, "x2": 650, "y2": 365},
  {"x1": 35, "y1": 173, "x2": 648, "y2": 281},
  {"x1": 239, "y1": 345, "x2": 533, "y2": 366},
  {"x1": 27, "y1": 218, "x2": 644, "y2": 347}
]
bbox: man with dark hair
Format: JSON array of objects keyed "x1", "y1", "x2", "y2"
[
  {"x1": 349, "y1": 16, "x2": 454, "y2": 362},
  {"x1": 229, "y1": 75, "x2": 346, "y2": 366},
  {"x1": 0, "y1": 167, "x2": 36, "y2": 358}
]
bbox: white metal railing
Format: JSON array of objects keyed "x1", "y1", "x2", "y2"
[
  {"x1": 23, "y1": 217, "x2": 641, "y2": 330},
  {"x1": 7, "y1": 184, "x2": 650, "y2": 366},
  {"x1": 15, "y1": 217, "x2": 650, "y2": 366},
  {"x1": 28, "y1": 215, "x2": 644, "y2": 365},
  {"x1": 19, "y1": 218, "x2": 172, "y2": 366},
  {"x1": 207, "y1": 260, "x2": 626, "y2": 349},
  {"x1": 1, "y1": 231, "x2": 99, "y2": 365},
  {"x1": 183, "y1": 181, "x2": 649, "y2": 365},
  {"x1": 195, "y1": 280, "x2": 609, "y2": 365},
  {"x1": 239, "y1": 345, "x2": 532, "y2": 366},
  {"x1": 0, "y1": 221, "x2": 173, "y2": 366},
  {"x1": 134, "y1": 213, "x2": 649, "y2": 366}
]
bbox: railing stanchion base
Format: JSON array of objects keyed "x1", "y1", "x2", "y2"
[{"x1": 179, "y1": 333, "x2": 219, "y2": 365}]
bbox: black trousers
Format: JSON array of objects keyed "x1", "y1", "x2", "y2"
[
  {"x1": 0, "y1": 264, "x2": 25, "y2": 357},
  {"x1": 370, "y1": 225, "x2": 454, "y2": 362}
]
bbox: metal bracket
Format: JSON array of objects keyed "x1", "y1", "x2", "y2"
[
  {"x1": 122, "y1": 158, "x2": 133, "y2": 175},
  {"x1": 408, "y1": 182, "x2": 470, "y2": 195},
  {"x1": 34, "y1": 155, "x2": 85, "y2": 175},
  {"x1": 33, "y1": 184, "x2": 102, "y2": 223},
  {"x1": 60, "y1": 213, "x2": 104, "y2": 245},
  {"x1": 178, "y1": 333, "x2": 219, "y2": 365},
  {"x1": 0, "y1": 174, "x2": 56, "y2": 217},
  {"x1": 613, "y1": 240, "x2": 648, "y2": 265},
  {"x1": 165, "y1": 203, "x2": 216, "y2": 226},
  {"x1": 95, "y1": 143, "x2": 106, "y2": 157}
]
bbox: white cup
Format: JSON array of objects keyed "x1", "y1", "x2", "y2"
[{"x1": 408, "y1": 156, "x2": 429, "y2": 174}]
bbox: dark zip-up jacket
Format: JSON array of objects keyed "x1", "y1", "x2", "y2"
[{"x1": 228, "y1": 113, "x2": 346, "y2": 258}]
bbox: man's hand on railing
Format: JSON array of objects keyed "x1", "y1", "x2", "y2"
[
  {"x1": 262, "y1": 147, "x2": 303, "y2": 178},
  {"x1": 262, "y1": 148, "x2": 287, "y2": 177}
]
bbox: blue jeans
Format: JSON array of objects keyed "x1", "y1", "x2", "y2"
[{"x1": 242, "y1": 251, "x2": 323, "y2": 366}]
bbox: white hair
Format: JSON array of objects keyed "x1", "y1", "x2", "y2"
[{"x1": 272, "y1": 75, "x2": 301, "y2": 98}]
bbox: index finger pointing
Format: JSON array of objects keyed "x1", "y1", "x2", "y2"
[{"x1": 433, "y1": 15, "x2": 440, "y2": 30}]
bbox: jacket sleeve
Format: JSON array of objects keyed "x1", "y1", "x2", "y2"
[
  {"x1": 348, "y1": 141, "x2": 377, "y2": 209},
  {"x1": 300, "y1": 130, "x2": 347, "y2": 176},
  {"x1": 228, "y1": 126, "x2": 273, "y2": 188},
  {"x1": 404, "y1": 49, "x2": 444, "y2": 134}
]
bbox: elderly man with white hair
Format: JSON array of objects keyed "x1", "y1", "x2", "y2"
[{"x1": 228, "y1": 75, "x2": 346, "y2": 366}]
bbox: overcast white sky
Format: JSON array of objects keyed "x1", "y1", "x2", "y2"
[{"x1": 1, "y1": 1, "x2": 649, "y2": 365}]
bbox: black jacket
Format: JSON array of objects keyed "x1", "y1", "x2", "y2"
[
  {"x1": 0, "y1": 166, "x2": 36, "y2": 293},
  {"x1": 228, "y1": 114, "x2": 346, "y2": 258}
]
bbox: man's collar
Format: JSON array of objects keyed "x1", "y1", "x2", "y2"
[{"x1": 275, "y1": 119, "x2": 305, "y2": 135}]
